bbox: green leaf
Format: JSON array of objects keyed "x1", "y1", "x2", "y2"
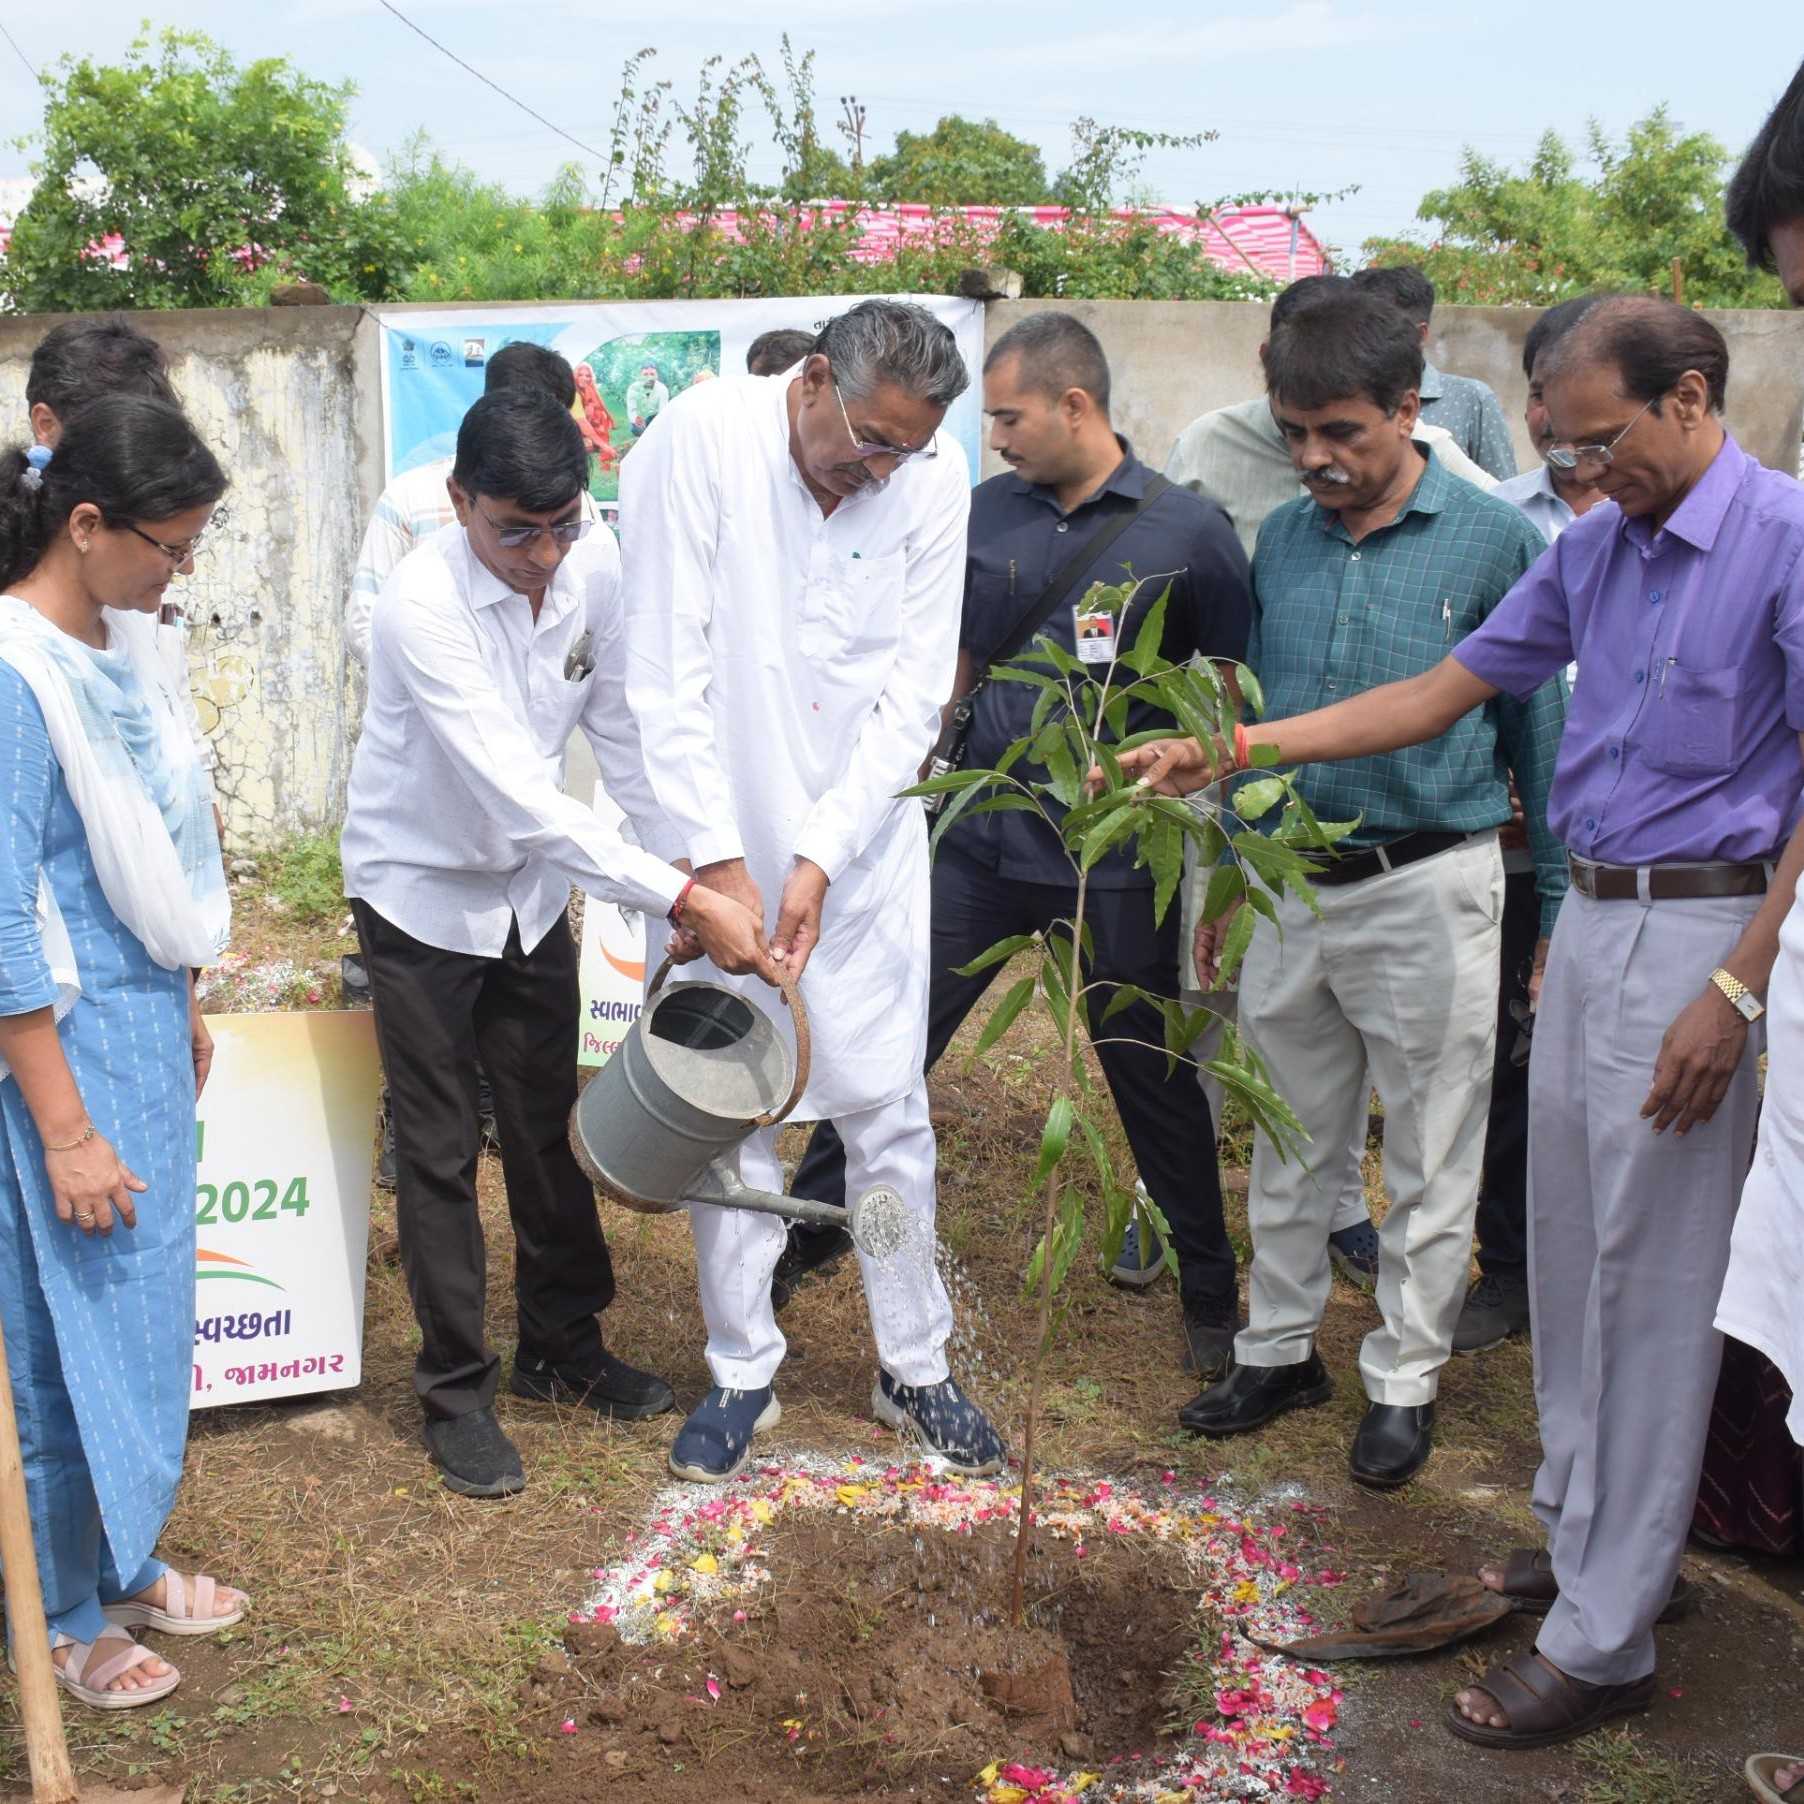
[
  {"x1": 989, "y1": 664, "x2": 1059, "y2": 690},
  {"x1": 1118, "y1": 583, "x2": 1171, "y2": 677},
  {"x1": 965, "y1": 793, "x2": 1048, "y2": 821},
  {"x1": 972, "y1": 974, "x2": 1036, "y2": 1056},
  {"x1": 1097, "y1": 981, "x2": 1152, "y2": 1025},
  {"x1": 1029, "y1": 1094, "x2": 1075, "y2": 1190},
  {"x1": 1215, "y1": 902, "x2": 1257, "y2": 986},
  {"x1": 901, "y1": 768, "x2": 994, "y2": 797},
  {"x1": 1148, "y1": 817, "x2": 1183, "y2": 926},
  {"x1": 1200, "y1": 862, "x2": 1246, "y2": 924},
  {"x1": 1041, "y1": 728, "x2": 1081, "y2": 808},
  {"x1": 952, "y1": 933, "x2": 1036, "y2": 978},
  {"x1": 1234, "y1": 661, "x2": 1265, "y2": 718},
  {"x1": 1079, "y1": 801, "x2": 1141, "y2": 871},
  {"x1": 1234, "y1": 776, "x2": 1286, "y2": 821}
]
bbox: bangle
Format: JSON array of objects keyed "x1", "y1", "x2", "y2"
[
  {"x1": 667, "y1": 877, "x2": 697, "y2": 927},
  {"x1": 43, "y1": 1120, "x2": 95, "y2": 1153},
  {"x1": 1232, "y1": 722, "x2": 1250, "y2": 770}
]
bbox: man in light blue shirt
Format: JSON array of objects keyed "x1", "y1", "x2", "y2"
[{"x1": 1354, "y1": 266, "x2": 1519, "y2": 480}]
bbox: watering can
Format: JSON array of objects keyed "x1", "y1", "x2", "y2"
[{"x1": 569, "y1": 959, "x2": 911, "y2": 1259}]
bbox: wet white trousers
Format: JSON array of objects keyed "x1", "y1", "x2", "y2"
[{"x1": 690, "y1": 1078, "x2": 954, "y2": 1391}]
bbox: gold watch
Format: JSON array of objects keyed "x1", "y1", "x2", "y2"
[{"x1": 1709, "y1": 967, "x2": 1765, "y2": 1024}]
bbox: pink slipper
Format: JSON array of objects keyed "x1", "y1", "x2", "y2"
[
  {"x1": 51, "y1": 1626, "x2": 181, "y2": 1710},
  {"x1": 102, "y1": 1567, "x2": 248, "y2": 1637}
]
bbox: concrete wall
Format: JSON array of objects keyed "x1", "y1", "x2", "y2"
[
  {"x1": 4, "y1": 297, "x2": 1803, "y2": 846},
  {"x1": 0, "y1": 306, "x2": 377, "y2": 850},
  {"x1": 984, "y1": 299, "x2": 1804, "y2": 481}
]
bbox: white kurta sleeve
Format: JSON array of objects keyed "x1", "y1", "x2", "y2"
[
  {"x1": 347, "y1": 485, "x2": 419, "y2": 669},
  {"x1": 619, "y1": 404, "x2": 745, "y2": 869},
  {"x1": 792, "y1": 452, "x2": 969, "y2": 881},
  {"x1": 372, "y1": 570, "x2": 685, "y2": 920},
  {"x1": 575, "y1": 528, "x2": 685, "y2": 865}
]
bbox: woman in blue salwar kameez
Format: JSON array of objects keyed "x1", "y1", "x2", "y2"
[{"x1": 0, "y1": 396, "x2": 247, "y2": 1708}]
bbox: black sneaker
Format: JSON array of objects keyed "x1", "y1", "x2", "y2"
[
  {"x1": 669, "y1": 1385, "x2": 780, "y2": 1483},
  {"x1": 1108, "y1": 1195, "x2": 1169, "y2": 1291},
  {"x1": 771, "y1": 1223, "x2": 855, "y2": 1312},
  {"x1": 1181, "y1": 1291, "x2": 1243, "y2": 1382},
  {"x1": 1452, "y1": 1272, "x2": 1531, "y2": 1355},
  {"x1": 509, "y1": 1348, "x2": 676, "y2": 1420},
  {"x1": 424, "y1": 1406, "x2": 525, "y2": 1498}
]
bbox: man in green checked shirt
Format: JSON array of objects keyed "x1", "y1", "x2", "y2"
[{"x1": 1182, "y1": 288, "x2": 1568, "y2": 1489}]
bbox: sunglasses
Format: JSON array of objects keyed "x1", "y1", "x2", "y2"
[{"x1": 476, "y1": 502, "x2": 592, "y2": 549}]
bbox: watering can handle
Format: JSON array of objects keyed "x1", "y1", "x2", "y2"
[{"x1": 644, "y1": 957, "x2": 812, "y2": 1127}]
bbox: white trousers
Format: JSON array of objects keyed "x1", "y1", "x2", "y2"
[
  {"x1": 1235, "y1": 835, "x2": 1503, "y2": 1404},
  {"x1": 690, "y1": 1078, "x2": 953, "y2": 1390}
]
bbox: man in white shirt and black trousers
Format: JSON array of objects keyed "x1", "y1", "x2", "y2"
[{"x1": 341, "y1": 389, "x2": 771, "y2": 1499}]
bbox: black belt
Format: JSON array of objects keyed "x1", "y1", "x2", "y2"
[
  {"x1": 1310, "y1": 830, "x2": 1476, "y2": 888},
  {"x1": 1567, "y1": 855, "x2": 1771, "y2": 902}
]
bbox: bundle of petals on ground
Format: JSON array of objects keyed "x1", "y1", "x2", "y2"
[{"x1": 572, "y1": 1453, "x2": 1346, "y2": 1801}]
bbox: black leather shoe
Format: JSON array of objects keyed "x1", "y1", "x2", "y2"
[
  {"x1": 1179, "y1": 1352, "x2": 1332, "y2": 1437},
  {"x1": 510, "y1": 1347, "x2": 676, "y2": 1421},
  {"x1": 1181, "y1": 1291, "x2": 1244, "y2": 1382},
  {"x1": 1349, "y1": 1400, "x2": 1435, "y2": 1489}
]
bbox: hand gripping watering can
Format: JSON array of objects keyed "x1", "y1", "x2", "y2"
[{"x1": 569, "y1": 959, "x2": 912, "y2": 1259}]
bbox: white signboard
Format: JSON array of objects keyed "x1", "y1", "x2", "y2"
[{"x1": 191, "y1": 1011, "x2": 382, "y2": 1409}]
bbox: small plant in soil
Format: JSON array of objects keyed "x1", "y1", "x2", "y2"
[{"x1": 904, "y1": 572, "x2": 1349, "y2": 1624}]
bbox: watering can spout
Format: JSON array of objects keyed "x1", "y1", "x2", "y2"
[{"x1": 687, "y1": 1165, "x2": 912, "y2": 1261}]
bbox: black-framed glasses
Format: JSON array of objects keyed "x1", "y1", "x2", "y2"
[
  {"x1": 1544, "y1": 395, "x2": 1658, "y2": 471},
  {"x1": 124, "y1": 503, "x2": 229, "y2": 564},
  {"x1": 833, "y1": 383, "x2": 937, "y2": 463},
  {"x1": 476, "y1": 502, "x2": 592, "y2": 549}
]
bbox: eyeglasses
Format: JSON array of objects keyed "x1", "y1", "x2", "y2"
[
  {"x1": 124, "y1": 504, "x2": 229, "y2": 564},
  {"x1": 476, "y1": 503, "x2": 592, "y2": 549},
  {"x1": 833, "y1": 383, "x2": 937, "y2": 464},
  {"x1": 1544, "y1": 395, "x2": 1658, "y2": 471}
]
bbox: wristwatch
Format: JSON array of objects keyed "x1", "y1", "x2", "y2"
[{"x1": 1709, "y1": 967, "x2": 1765, "y2": 1024}]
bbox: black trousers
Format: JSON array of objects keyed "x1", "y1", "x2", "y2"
[
  {"x1": 790, "y1": 847, "x2": 1235, "y2": 1307},
  {"x1": 1474, "y1": 867, "x2": 1538, "y2": 1280},
  {"x1": 351, "y1": 899, "x2": 614, "y2": 1421}
]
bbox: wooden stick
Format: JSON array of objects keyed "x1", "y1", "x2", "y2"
[{"x1": 0, "y1": 1315, "x2": 79, "y2": 1801}]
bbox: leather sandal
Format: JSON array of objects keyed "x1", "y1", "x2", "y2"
[
  {"x1": 1746, "y1": 1754, "x2": 1804, "y2": 1803},
  {"x1": 1445, "y1": 1650, "x2": 1654, "y2": 1750},
  {"x1": 49, "y1": 1627, "x2": 181, "y2": 1711},
  {"x1": 1486, "y1": 1546, "x2": 1697, "y2": 1623},
  {"x1": 102, "y1": 1567, "x2": 248, "y2": 1637}
]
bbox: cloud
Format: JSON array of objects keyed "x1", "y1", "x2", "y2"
[{"x1": 1001, "y1": 1, "x2": 1385, "y2": 74}]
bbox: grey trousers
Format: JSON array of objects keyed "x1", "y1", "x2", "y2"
[{"x1": 1530, "y1": 889, "x2": 1764, "y2": 1685}]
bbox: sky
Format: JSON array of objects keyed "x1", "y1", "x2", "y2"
[{"x1": 2, "y1": 0, "x2": 1801, "y2": 259}]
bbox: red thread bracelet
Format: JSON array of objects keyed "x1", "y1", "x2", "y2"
[
  {"x1": 668, "y1": 877, "x2": 696, "y2": 926},
  {"x1": 1232, "y1": 722, "x2": 1249, "y2": 771}
]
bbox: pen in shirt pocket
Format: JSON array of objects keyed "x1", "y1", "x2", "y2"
[
  {"x1": 564, "y1": 630, "x2": 595, "y2": 682},
  {"x1": 1442, "y1": 598, "x2": 1452, "y2": 641}
]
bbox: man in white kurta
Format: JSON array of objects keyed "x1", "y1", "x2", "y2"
[{"x1": 621, "y1": 300, "x2": 1006, "y2": 1483}]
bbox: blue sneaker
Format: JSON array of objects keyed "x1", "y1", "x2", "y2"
[
  {"x1": 1328, "y1": 1219, "x2": 1381, "y2": 1294},
  {"x1": 1108, "y1": 1195, "x2": 1169, "y2": 1291},
  {"x1": 872, "y1": 1372, "x2": 1006, "y2": 1476},
  {"x1": 668, "y1": 1385, "x2": 780, "y2": 1484}
]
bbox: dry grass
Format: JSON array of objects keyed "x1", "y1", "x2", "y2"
[{"x1": 0, "y1": 919, "x2": 1794, "y2": 1801}]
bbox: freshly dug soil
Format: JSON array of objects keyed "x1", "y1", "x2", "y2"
[{"x1": 469, "y1": 1511, "x2": 1204, "y2": 1802}]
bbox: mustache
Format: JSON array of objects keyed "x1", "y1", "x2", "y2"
[{"x1": 1303, "y1": 466, "x2": 1353, "y2": 488}]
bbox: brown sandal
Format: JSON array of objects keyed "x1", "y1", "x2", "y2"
[
  {"x1": 1486, "y1": 1547, "x2": 1697, "y2": 1623},
  {"x1": 1446, "y1": 1651, "x2": 1654, "y2": 1750}
]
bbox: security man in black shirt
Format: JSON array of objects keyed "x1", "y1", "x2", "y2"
[{"x1": 781, "y1": 311, "x2": 1254, "y2": 1380}]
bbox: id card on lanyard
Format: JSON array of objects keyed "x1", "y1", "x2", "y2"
[{"x1": 1074, "y1": 605, "x2": 1117, "y2": 664}]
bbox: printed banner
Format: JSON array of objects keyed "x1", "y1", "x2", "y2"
[
  {"x1": 192, "y1": 1011, "x2": 382, "y2": 1410},
  {"x1": 372, "y1": 294, "x2": 987, "y2": 509},
  {"x1": 577, "y1": 789, "x2": 649, "y2": 1069}
]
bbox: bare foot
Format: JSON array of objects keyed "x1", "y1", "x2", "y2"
[
  {"x1": 52, "y1": 1635, "x2": 175, "y2": 1694},
  {"x1": 1775, "y1": 1764, "x2": 1800, "y2": 1794},
  {"x1": 1453, "y1": 1650, "x2": 1569, "y2": 1729}
]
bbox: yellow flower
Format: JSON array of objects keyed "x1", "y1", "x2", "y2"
[
  {"x1": 691, "y1": 1553, "x2": 719, "y2": 1575},
  {"x1": 1232, "y1": 1580, "x2": 1260, "y2": 1605},
  {"x1": 750, "y1": 1500, "x2": 774, "y2": 1525},
  {"x1": 653, "y1": 1570, "x2": 674, "y2": 1593},
  {"x1": 976, "y1": 1763, "x2": 1000, "y2": 1786},
  {"x1": 835, "y1": 1485, "x2": 868, "y2": 1507}
]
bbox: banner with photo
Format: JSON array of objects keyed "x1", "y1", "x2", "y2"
[{"x1": 372, "y1": 294, "x2": 987, "y2": 520}]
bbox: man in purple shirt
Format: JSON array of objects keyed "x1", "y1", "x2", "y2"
[{"x1": 1113, "y1": 294, "x2": 1804, "y2": 1752}]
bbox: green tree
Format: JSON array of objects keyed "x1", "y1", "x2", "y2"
[
  {"x1": 3, "y1": 29, "x2": 405, "y2": 311},
  {"x1": 1364, "y1": 105, "x2": 1784, "y2": 308},
  {"x1": 868, "y1": 115, "x2": 1054, "y2": 206}
]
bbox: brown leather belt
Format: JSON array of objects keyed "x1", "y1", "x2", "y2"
[
  {"x1": 1566, "y1": 855, "x2": 1771, "y2": 902},
  {"x1": 1311, "y1": 830, "x2": 1474, "y2": 887}
]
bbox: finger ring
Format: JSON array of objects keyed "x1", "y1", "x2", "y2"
[{"x1": 75, "y1": 1211, "x2": 95, "y2": 1224}]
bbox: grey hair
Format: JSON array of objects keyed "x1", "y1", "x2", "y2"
[{"x1": 812, "y1": 299, "x2": 970, "y2": 408}]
